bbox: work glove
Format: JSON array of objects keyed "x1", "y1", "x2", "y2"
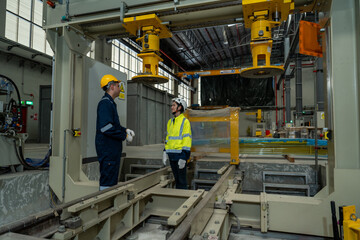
[
  {"x1": 126, "y1": 129, "x2": 135, "y2": 137},
  {"x1": 162, "y1": 151, "x2": 168, "y2": 166},
  {"x1": 178, "y1": 159, "x2": 186, "y2": 169},
  {"x1": 126, "y1": 134, "x2": 133, "y2": 143}
]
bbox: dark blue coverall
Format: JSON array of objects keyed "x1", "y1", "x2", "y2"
[
  {"x1": 168, "y1": 151, "x2": 190, "y2": 189},
  {"x1": 95, "y1": 93, "x2": 127, "y2": 187}
]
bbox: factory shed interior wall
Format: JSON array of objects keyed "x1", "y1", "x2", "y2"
[
  {"x1": 201, "y1": 74, "x2": 275, "y2": 107},
  {"x1": 127, "y1": 82, "x2": 174, "y2": 146},
  {"x1": 198, "y1": 68, "x2": 317, "y2": 136},
  {"x1": 0, "y1": 53, "x2": 52, "y2": 142}
]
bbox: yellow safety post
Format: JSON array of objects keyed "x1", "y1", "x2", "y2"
[
  {"x1": 343, "y1": 205, "x2": 360, "y2": 240},
  {"x1": 123, "y1": 14, "x2": 172, "y2": 84},
  {"x1": 246, "y1": 109, "x2": 262, "y2": 123},
  {"x1": 230, "y1": 107, "x2": 240, "y2": 165},
  {"x1": 256, "y1": 109, "x2": 262, "y2": 123}
]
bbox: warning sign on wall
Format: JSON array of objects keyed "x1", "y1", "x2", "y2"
[{"x1": 118, "y1": 82, "x2": 125, "y2": 100}]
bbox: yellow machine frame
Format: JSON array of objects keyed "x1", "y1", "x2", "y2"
[
  {"x1": 246, "y1": 109, "x2": 262, "y2": 123},
  {"x1": 343, "y1": 205, "x2": 360, "y2": 240},
  {"x1": 185, "y1": 108, "x2": 240, "y2": 165}
]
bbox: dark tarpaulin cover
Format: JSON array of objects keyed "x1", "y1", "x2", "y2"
[{"x1": 201, "y1": 74, "x2": 275, "y2": 106}]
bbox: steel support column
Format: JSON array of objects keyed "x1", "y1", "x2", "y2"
[
  {"x1": 0, "y1": 0, "x2": 6, "y2": 37},
  {"x1": 94, "y1": 38, "x2": 112, "y2": 66},
  {"x1": 47, "y1": 27, "x2": 98, "y2": 202},
  {"x1": 284, "y1": 36, "x2": 292, "y2": 123},
  {"x1": 294, "y1": 12, "x2": 302, "y2": 121},
  {"x1": 285, "y1": 77, "x2": 291, "y2": 122},
  {"x1": 316, "y1": 57, "x2": 324, "y2": 111},
  {"x1": 192, "y1": 77, "x2": 199, "y2": 105},
  {"x1": 295, "y1": 53, "x2": 303, "y2": 119}
]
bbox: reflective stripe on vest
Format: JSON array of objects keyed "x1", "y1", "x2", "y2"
[
  {"x1": 165, "y1": 114, "x2": 192, "y2": 152},
  {"x1": 168, "y1": 118, "x2": 186, "y2": 140}
]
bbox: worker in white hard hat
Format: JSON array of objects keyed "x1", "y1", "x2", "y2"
[
  {"x1": 96, "y1": 74, "x2": 135, "y2": 191},
  {"x1": 163, "y1": 98, "x2": 192, "y2": 189}
]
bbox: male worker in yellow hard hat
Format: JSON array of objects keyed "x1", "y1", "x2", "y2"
[
  {"x1": 96, "y1": 74, "x2": 135, "y2": 191},
  {"x1": 163, "y1": 98, "x2": 192, "y2": 189}
]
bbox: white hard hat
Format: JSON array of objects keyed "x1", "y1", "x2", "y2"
[{"x1": 172, "y1": 98, "x2": 187, "y2": 111}]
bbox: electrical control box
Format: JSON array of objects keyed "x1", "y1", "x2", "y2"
[
  {"x1": 0, "y1": 101, "x2": 3, "y2": 113},
  {"x1": 317, "y1": 111, "x2": 325, "y2": 128}
]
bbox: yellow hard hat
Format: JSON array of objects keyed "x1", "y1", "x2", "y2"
[{"x1": 100, "y1": 74, "x2": 120, "y2": 88}]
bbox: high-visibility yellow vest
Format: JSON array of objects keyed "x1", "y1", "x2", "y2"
[{"x1": 165, "y1": 113, "x2": 192, "y2": 153}]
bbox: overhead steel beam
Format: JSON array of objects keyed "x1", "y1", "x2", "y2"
[
  {"x1": 43, "y1": 0, "x2": 318, "y2": 37},
  {"x1": 183, "y1": 30, "x2": 211, "y2": 68},
  {"x1": 43, "y1": 0, "x2": 243, "y2": 33}
]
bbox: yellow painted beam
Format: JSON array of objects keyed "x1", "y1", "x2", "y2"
[
  {"x1": 123, "y1": 14, "x2": 172, "y2": 39},
  {"x1": 177, "y1": 68, "x2": 242, "y2": 78},
  {"x1": 187, "y1": 116, "x2": 230, "y2": 122}
]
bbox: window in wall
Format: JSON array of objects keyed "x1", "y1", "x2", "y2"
[
  {"x1": 111, "y1": 40, "x2": 142, "y2": 81},
  {"x1": 178, "y1": 83, "x2": 190, "y2": 107},
  {"x1": 155, "y1": 63, "x2": 174, "y2": 94},
  {"x1": 111, "y1": 39, "x2": 179, "y2": 95},
  {"x1": 5, "y1": 0, "x2": 54, "y2": 56},
  {"x1": 32, "y1": 25, "x2": 45, "y2": 52}
]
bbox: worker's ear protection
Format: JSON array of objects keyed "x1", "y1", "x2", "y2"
[
  {"x1": 177, "y1": 104, "x2": 184, "y2": 113},
  {"x1": 174, "y1": 101, "x2": 183, "y2": 113}
]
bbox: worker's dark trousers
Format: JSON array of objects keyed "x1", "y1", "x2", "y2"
[{"x1": 170, "y1": 160, "x2": 187, "y2": 189}]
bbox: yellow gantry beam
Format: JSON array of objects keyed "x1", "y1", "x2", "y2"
[
  {"x1": 123, "y1": 14, "x2": 172, "y2": 39},
  {"x1": 177, "y1": 68, "x2": 243, "y2": 78}
]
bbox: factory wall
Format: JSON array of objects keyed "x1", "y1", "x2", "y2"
[
  {"x1": 0, "y1": 54, "x2": 317, "y2": 142},
  {"x1": 238, "y1": 66, "x2": 317, "y2": 136},
  {"x1": 0, "y1": 52, "x2": 52, "y2": 142},
  {"x1": 127, "y1": 82, "x2": 174, "y2": 146},
  {"x1": 124, "y1": 66, "x2": 317, "y2": 139},
  {"x1": 290, "y1": 66, "x2": 316, "y2": 108}
]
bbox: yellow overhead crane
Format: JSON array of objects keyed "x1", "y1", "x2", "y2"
[
  {"x1": 123, "y1": 14, "x2": 172, "y2": 84},
  {"x1": 241, "y1": 0, "x2": 294, "y2": 78},
  {"x1": 121, "y1": 1, "x2": 295, "y2": 82},
  {"x1": 177, "y1": 0, "x2": 294, "y2": 80},
  {"x1": 246, "y1": 109, "x2": 263, "y2": 123}
]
